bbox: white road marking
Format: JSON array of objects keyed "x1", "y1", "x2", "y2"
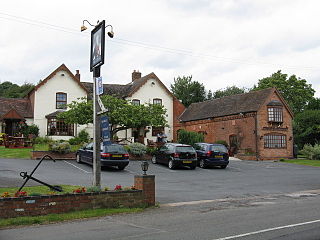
[
  {"x1": 63, "y1": 160, "x2": 91, "y2": 174},
  {"x1": 212, "y1": 219, "x2": 320, "y2": 240}
]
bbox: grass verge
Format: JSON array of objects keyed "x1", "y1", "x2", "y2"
[
  {"x1": 0, "y1": 146, "x2": 31, "y2": 159},
  {"x1": 0, "y1": 185, "x2": 81, "y2": 196},
  {"x1": 281, "y1": 159, "x2": 320, "y2": 167},
  {"x1": 0, "y1": 207, "x2": 144, "y2": 228}
]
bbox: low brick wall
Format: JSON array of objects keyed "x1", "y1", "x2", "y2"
[
  {"x1": 31, "y1": 151, "x2": 76, "y2": 160},
  {"x1": 235, "y1": 154, "x2": 257, "y2": 161},
  {"x1": 0, "y1": 175, "x2": 155, "y2": 219}
]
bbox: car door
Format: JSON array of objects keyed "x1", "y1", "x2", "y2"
[
  {"x1": 157, "y1": 145, "x2": 169, "y2": 164},
  {"x1": 83, "y1": 143, "x2": 93, "y2": 164}
]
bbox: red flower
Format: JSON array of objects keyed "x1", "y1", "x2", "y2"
[
  {"x1": 114, "y1": 185, "x2": 122, "y2": 191},
  {"x1": 15, "y1": 191, "x2": 27, "y2": 197}
]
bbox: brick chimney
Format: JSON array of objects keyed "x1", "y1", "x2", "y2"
[
  {"x1": 75, "y1": 70, "x2": 80, "y2": 81},
  {"x1": 132, "y1": 70, "x2": 141, "y2": 81}
]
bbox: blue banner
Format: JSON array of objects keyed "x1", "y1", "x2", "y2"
[{"x1": 101, "y1": 116, "x2": 111, "y2": 146}]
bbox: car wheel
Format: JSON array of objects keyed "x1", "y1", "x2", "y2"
[
  {"x1": 168, "y1": 160, "x2": 175, "y2": 170},
  {"x1": 76, "y1": 154, "x2": 82, "y2": 163},
  {"x1": 199, "y1": 159, "x2": 206, "y2": 168},
  {"x1": 118, "y1": 166, "x2": 125, "y2": 171},
  {"x1": 151, "y1": 155, "x2": 157, "y2": 164},
  {"x1": 221, "y1": 165, "x2": 227, "y2": 169}
]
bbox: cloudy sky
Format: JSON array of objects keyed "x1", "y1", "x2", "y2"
[{"x1": 1, "y1": 0, "x2": 320, "y2": 96}]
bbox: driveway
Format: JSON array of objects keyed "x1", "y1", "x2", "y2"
[{"x1": 1, "y1": 157, "x2": 319, "y2": 204}]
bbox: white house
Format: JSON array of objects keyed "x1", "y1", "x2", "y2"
[{"x1": 0, "y1": 64, "x2": 183, "y2": 144}]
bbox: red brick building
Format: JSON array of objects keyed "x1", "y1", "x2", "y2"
[{"x1": 173, "y1": 88, "x2": 294, "y2": 160}]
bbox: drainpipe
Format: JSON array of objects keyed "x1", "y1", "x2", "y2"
[{"x1": 255, "y1": 113, "x2": 260, "y2": 161}]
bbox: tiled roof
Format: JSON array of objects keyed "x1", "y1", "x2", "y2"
[
  {"x1": 45, "y1": 110, "x2": 66, "y2": 118},
  {"x1": 0, "y1": 97, "x2": 33, "y2": 119},
  {"x1": 179, "y1": 88, "x2": 275, "y2": 122},
  {"x1": 81, "y1": 72, "x2": 173, "y2": 99}
]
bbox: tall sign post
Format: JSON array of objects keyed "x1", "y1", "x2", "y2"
[
  {"x1": 82, "y1": 19, "x2": 114, "y2": 187},
  {"x1": 90, "y1": 20, "x2": 105, "y2": 187}
]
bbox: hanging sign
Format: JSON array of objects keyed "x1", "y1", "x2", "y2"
[{"x1": 101, "y1": 116, "x2": 111, "y2": 146}]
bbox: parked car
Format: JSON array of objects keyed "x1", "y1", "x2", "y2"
[
  {"x1": 151, "y1": 143, "x2": 197, "y2": 170},
  {"x1": 76, "y1": 143, "x2": 129, "y2": 170},
  {"x1": 194, "y1": 143, "x2": 229, "y2": 169}
]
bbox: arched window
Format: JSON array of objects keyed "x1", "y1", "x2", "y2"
[{"x1": 56, "y1": 92, "x2": 67, "y2": 109}]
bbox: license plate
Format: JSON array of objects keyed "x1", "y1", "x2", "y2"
[
  {"x1": 216, "y1": 155, "x2": 223, "y2": 158},
  {"x1": 112, "y1": 155, "x2": 122, "y2": 157},
  {"x1": 183, "y1": 161, "x2": 192, "y2": 163}
]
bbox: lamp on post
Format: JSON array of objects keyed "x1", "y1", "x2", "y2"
[
  {"x1": 81, "y1": 19, "x2": 114, "y2": 187},
  {"x1": 141, "y1": 161, "x2": 149, "y2": 175}
]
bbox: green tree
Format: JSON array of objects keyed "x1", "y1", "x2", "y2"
[
  {"x1": 213, "y1": 86, "x2": 248, "y2": 99},
  {"x1": 293, "y1": 110, "x2": 320, "y2": 148},
  {"x1": 305, "y1": 97, "x2": 320, "y2": 110},
  {"x1": 0, "y1": 81, "x2": 34, "y2": 98},
  {"x1": 253, "y1": 70, "x2": 315, "y2": 113},
  {"x1": 59, "y1": 95, "x2": 167, "y2": 139},
  {"x1": 170, "y1": 76, "x2": 207, "y2": 107}
]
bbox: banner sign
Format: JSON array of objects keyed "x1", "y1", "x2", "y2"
[
  {"x1": 96, "y1": 77, "x2": 103, "y2": 95},
  {"x1": 101, "y1": 116, "x2": 111, "y2": 146}
]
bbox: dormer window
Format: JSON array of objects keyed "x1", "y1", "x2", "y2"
[
  {"x1": 267, "y1": 100, "x2": 283, "y2": 123},
  {"x1": 132, "y1": 99, "x2": 140, "y2": 106},
  {"x1": 56, "y1": 92, "x2": 67, "y2": 109},
  {"x1": 153, "y1": 98, "x2": 162, "y2": 105}
]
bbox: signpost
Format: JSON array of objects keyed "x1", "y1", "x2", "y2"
[{"x1": 101, "y1": 116, "x2": 111, "y2": 146}]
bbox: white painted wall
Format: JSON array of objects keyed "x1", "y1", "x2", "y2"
[
  {"x1": 119, "y1": 78, "x2": 173, "y2": 144},
  {"x1": 33, "y1": 70, "x2": 87, "y2": 139}
]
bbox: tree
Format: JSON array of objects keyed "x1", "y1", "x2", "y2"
[
  {"x1": 170, "y1": 76, "x2": 207, "y2": 107},
  {"x1": 59, "y1": 95, "x2": 167, "y2": 139},
  {"x1": 0, "y1": 81, "x2": 34, "y2": 98},
  {"x1": 305, "y1": 97, "x2": 320, "y2": 110},
  {"x1": 253, "y1": 70, "x2": 315, "y2": 113},
  {"x1": 212, "y1": 86, "x2": 248, "y2": 99},
  {"x1": 293, "y1": 110, "x2": 320, "y2": 148}
]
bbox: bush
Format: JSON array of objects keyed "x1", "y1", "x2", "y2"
[
  {"x1": 49, "y1": 141, "x2": 71, "y2": 154},
  {"x1": 128, "y1": 142, "x2": 147, "y2": 156},
  {"x1": 34, "y1": 136, "x2": 53, "y2": 144},
  {"x1": 78, "y1": 129, "x2": 90, "y2": 143},
  {"x1": 146, "y1": 147, "x2": 157, "y2": 155},
  {"x1": 300, "y1": 144, "x2": 320, "y2": 160},
  {"x1": 214, "y1": 140, "x2": 229, "y2": 148},
  {"x1": 177, "y1": 130, "x2": 204, "y2": 147},
  {"x1": 68, "y1": 137, "x2": 82, "y2": 145},
  {"x1": 87, "y1": 186, "x2": 101, "y2": 193}
]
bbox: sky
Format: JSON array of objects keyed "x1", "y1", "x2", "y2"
[{"x1": 1, "y1": 0, "x2": 320, "y2": 97}]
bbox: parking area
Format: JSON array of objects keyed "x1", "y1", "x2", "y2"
[{"x1": 1, "y1": 158, "x2": 320, "y2": 203}]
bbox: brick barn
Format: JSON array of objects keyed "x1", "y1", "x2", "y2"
[{"x1": 173, "y1": 88, "x2": 294, "y2": 160}]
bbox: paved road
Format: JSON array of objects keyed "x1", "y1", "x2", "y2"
[
  {"x1": 1, "y1": 158, "x2": 319, "y2": 203},
  {"x1": 2, "y1": 190, "x2": 320, "y2": 240}
]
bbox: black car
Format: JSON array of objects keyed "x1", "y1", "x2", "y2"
[
  {"x1": 76, "y1": 143, "x2": 129, "y2": 170},
  {"x1": 194, "y1": 143, "x2": 229, "y2": 169},
  {"x1": 151, "y1": 143, "x2": 197, "y2": 170}
]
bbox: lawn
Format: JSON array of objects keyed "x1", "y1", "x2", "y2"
[
  {"x1": 0, "y1": 185, "x2": 81, "y2": 197},
  {"x1": 0, "y1": 144, "x2": 82, "y2": 159},
  {"x1": 281, "y1": 159, "x2": 320, "y2": 167}
]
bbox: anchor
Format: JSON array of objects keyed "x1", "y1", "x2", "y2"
[{"x1": 18, "y1": 155, "x2": 62, "y2": 193}]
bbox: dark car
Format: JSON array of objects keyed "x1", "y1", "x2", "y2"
[
  {"x1": 151, "y1": 143, "x2": 197, "y2": 170},
  {"x1": 195, "y1": 143, "x2": 229, "y2": 169},
  {"x1": 76, "y1": 143, "x2": 129, "y2": 170}
]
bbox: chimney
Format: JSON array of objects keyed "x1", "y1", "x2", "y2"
[
  {"x1": 75, "y1": 70, "x2": 80, "y2": 81},
  {"x1": 132, "y1": 70, "x2": 141, "y2": 81}
]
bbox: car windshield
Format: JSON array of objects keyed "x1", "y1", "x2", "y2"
[
  {"x1": 211, "y1": 145, "x2": 228, "y2": 153},
  {"x1": 102, "y1": 145, "x2": 127, "y2": 153},
  {"x1": 176, "y1": 146, "x2": 195, "y2": 153}
]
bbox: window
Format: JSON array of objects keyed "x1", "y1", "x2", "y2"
[
  {"x1": 264, "y1": 134, "x2": 286, "y2": 148},
  {"x1": 152, "y1": 126, "x2": 164, "y2": 136},
  {"x1": 153, "y1": 98, "x2": 162, "y2": 105},
  {"x1": 56, "y1": 93, "x2": 67, "y2": 109},
  {"x1": 132, "y1": 99, "x2": 140, "y2": 106},
  {"x1": 47, "y1": 118, "x2": 74, "y2": 136},
  {"x1": 268, "y1": 107, "x2": 283, "y2": 122}
]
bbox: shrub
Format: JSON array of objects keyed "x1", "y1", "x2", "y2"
[
  {"x1": 73, "y1": 187, "x2": 86, "y2": 193},
  {"x1": 49, "y1": 141, "x2": 71, "y2": 154},
  {"x1": 68, "y1": 137, "x2": 82, "y2": 145},
  {"x1": 300, "y1": 144, "x2": 320, "y2": 160},
  {"x1": 215, "y1": 140, "x2": 229, "y2": 148},
  {"x1": 34, "y1": 136, "x2": 53, "y2": 144},
  {"x1": 128, "y1": 142, "x2": 147, "y2": 156},
  {"x1": 87, "y1": 186, "x2": 101, "y2": 193},
  {"x1": 1, "y1": 192, "x2": 11, "y2": 198},
  {"x1": 177, "y1": 130, "x2": 204, "y2": 148},
  {"x1": 146, "y1": 146, "x2": 157, "y2": 155},
  {"x1": 78, "y1": 129, "x2": 90, "y2": 143}
]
